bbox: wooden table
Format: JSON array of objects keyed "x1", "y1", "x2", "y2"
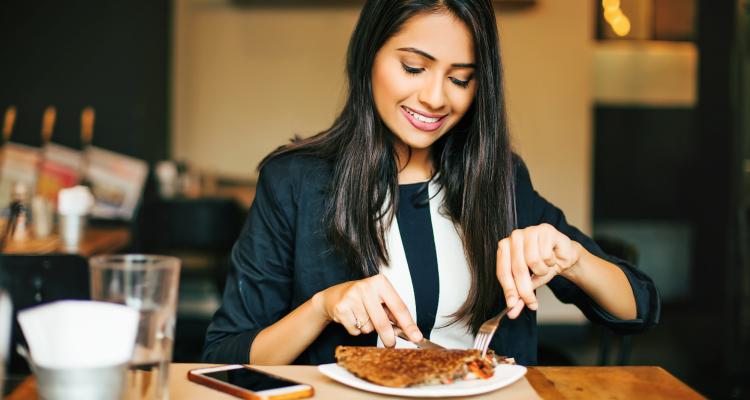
[
  {"x1": 7, "y1": 363, "x2": 706, "y2": 399},
  {"x1": 3, "y1": 226, "x2": 130, "y2": 257}
]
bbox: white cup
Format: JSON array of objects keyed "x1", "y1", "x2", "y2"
[
  {"x1": 0, "y1": 290, "x2": 11, "y2": 397},
  {"x1": 59, "y1": 214, "x2": 86, "y2": 251},
  {"x1": 32, "y1": 196, "x2": 54, "y2": 238}
]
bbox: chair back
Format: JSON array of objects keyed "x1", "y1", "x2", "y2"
[
  {"x1": 133, "y1": 198, "x2": 244, "y2": 252},
  {"x1": 131, "y1": 198, "x2": 245, "y2": 361},
  {"x1": 595, "y1": 235, "x2": 639, "y2": 265},
  {"x1": 0, "y1": 254, "x2": 89, "y2": 373},
  {"x1": 594, "y1": 235, "x2": 639, "y2": 365}
]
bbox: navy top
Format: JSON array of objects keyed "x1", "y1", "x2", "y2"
[
  {"x1": 396, "y1": 182, "x2": 439, "y2": 339},
  {"x1": 202, "y1": 153, "x2": 661, "y2": 366}
]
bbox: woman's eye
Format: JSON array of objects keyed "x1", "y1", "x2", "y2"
[
  {"x1": 401, "y1": 63, "x2": 424, "y2": 75},
  {"x1": 450, "y1": 77, "x2": 471, "y2": 89}
]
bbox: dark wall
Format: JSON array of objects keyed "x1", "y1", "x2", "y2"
[
  {"x1": 593, "y1": 107, "x2": 699, "y2": 221},
  {"x1": 593, "y1": 2, "x2": 735, "y2": 307},
  {"x1": 0, "y1": 0, "x2": 170, "y2": 163},
  {"x1": 698, "y1": 0, "x2": 745, "y2": 397},
  {"x1": 694, "y1": 0, "x2": 734, "y2": 307},
  {"x1": 593, "y1": 2, "x2": 739, "y2": 397}
]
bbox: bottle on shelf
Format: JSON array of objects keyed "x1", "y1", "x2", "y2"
[{"x1": 79, "y1": 106, "x2": 95, "y2": 187}]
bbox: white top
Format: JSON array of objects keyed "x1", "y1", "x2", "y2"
[{"x1": 377, "y1": 180, "x2": 474, "y2": 349}]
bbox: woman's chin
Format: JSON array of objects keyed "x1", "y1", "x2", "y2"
[{"x1": 396, "y1": 132, "x2": 443, "y2": 150}]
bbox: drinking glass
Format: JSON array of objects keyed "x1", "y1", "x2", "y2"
[
  {"x1": 90, "y1": 255, "x2": 180, "y2": 400},
  {"x1": 0, "y1": 289, "x2": 11, "y2": 397}
]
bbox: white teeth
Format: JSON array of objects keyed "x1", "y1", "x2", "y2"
[{"x1": 405, "y1": 108, "x2": 440, "y2": 123}]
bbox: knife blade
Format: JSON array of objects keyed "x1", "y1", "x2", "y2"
[{"x1": 392, "y1": 326, "x2": 446, "y2": 350}]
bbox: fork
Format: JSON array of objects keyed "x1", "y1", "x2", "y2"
[{"x1": 472, "y1": 306, "x2": 512, "y2": 357}]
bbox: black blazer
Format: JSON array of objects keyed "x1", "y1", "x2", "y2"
[{"x1": 202, "y1": 154, "x2": 660, "y2": 366}]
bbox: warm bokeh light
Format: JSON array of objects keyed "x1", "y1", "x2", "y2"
[
  {"x1": 604, "y1": 8, "x2": 623, "y2": 24},
  {"x1": 612, "y1": 15, "x2": 631, "y2": 37},
  {"x1": 602, "y1": 0, "x2": 630, "y2": 38},
  {"x1": 601, "y1": 0, "x2": 621, "y2": 12}
]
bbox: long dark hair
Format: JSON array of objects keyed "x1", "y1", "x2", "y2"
[{"x1": 261, "y1": 0, "x2": 515, "y2": 332}]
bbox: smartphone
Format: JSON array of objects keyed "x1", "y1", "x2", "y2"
[{"x1": 188, "y1": 364, "x2": 314, "y2": 400}]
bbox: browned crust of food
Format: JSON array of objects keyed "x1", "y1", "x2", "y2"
[{"x1": 334, "y1": 346, "x2": 498, "y2": 388}]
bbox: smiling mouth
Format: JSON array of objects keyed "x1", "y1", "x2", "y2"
[{"x1": 401, "y1": 106, "x2": 447, "y2": 124}]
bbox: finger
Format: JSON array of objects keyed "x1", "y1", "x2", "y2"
[
  {"x1": 496, "y1": 238, "x2": 519, "y2": 308},
  {"x1": 523, "y1": 228, "x2": 549, "y2": 277},
  {"x1": 531, "y1": 269, "x2": 557, "y2": 288},
  {"x1": 507, "y1": 296, "x2": 526, "y2": 319},
  {"x1": 351, "y1": 300, "x2": 372, "y2": 334},
  {"x1": 333, "y1": 303, "x2": 362, "y2": 336},
  {"x1": 510, "y1": 230, "x2": 538, "y2": 310},
  {"x1": 379, "y1": 279, "x2": 422, "y2": 342},
  {"x1": 383, "y1": 306, "x2": 396, "y2": 323},
  {"x1": 537, "y1": 224, "x2": 557, "y2": 267},
  {"x1": 349, "y1": 310, "x2": 362, "y2": 335},
  {"x1": 359, "y1": 319, "x2": 374, "y2": 334},
  {"x1": 552, "y1": 234, "x2": 575, "y2": 266},
  {"x1": 362, "y1": 289, "x2": 397, "y2": 347},
  {"x1": 383, "y1": 306, "x2": 412, "y2": 344}
]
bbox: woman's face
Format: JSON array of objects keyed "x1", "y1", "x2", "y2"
[{"x1": 372, "y1": 11, "x2": 477, "y2": 152}]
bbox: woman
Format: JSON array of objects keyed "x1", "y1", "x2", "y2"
[{"x1": 203, "y1": 0, "x2": 659, "y2": 366}]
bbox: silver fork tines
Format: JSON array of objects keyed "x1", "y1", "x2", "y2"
[{"x1": 472, "y1": 306, "x2": 511, "y2": 357}]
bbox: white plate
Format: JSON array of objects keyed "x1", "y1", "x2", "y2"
[{"x1": 318, "y1": 363, "x2": 527, "y2": 398}]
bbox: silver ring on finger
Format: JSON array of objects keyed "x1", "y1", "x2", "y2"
[{"x1": 354, "y1": 317, "x2": 369, "y2": 330}]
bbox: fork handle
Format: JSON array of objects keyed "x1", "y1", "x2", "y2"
[{"x1": 498, "y1": 305, "x2": 512, "y2": 320}]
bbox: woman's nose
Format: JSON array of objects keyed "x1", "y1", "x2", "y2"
[{"x1": 417, "y1": 75, "x2": 446, "y2": 111}]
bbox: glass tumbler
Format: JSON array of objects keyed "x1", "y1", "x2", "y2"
[{"x1": 90, "y1": 255, "x2": 180, "y2": 400}]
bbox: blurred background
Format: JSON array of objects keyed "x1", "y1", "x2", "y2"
[{"x1": 0, "y1": 0, "x2": 748, "y2": 398}]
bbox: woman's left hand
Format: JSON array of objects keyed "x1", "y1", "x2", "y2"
[{"x1": 496, "y1": 223, "x2": 584, "y2": 319}]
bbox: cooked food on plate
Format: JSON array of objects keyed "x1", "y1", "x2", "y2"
[{"x1": 334, "y1": 346, "x2": 515, "y2": 388}]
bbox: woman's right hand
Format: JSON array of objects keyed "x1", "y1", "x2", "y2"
[{"x1": 312, "y1": 274, "x2": 423, "y2": 347}]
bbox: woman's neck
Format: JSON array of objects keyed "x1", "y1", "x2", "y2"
[{"x1": 395, "y1": 141, "x2": 433, "y2": 184}]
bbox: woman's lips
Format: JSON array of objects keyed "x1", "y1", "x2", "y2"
[{"x1": 400, "y1": 106, "x2": 447, "y2": 132}]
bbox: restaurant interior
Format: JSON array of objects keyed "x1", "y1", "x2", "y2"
[{"x1": 0, "y1": 0, "x2": 749, "y2": 398}]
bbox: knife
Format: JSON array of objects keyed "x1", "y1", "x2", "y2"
[
  {"x1": 384, "y1": 304, "x2": 447, "y2": 350},
  {"x1": 392, "y1": 326, "x2": 446, "y2": 350}
]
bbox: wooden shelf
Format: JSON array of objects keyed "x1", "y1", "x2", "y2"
[{"x1": 3, "y1": 227, "x2": 130, "y2": 257}]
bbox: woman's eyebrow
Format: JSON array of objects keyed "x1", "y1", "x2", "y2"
[{"x1": 396, "y1": 47, "x2": 476, "y2": 68}]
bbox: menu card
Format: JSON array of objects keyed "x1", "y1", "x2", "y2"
[
  {"x1": 37, "y1": 143, "x2": 83, "y2": 204},
  {"x1": 84, "y1": 146, "x2": 148, "y2": 220},
  {"x1": 0, "y1": 142, "x2": 40, "y2": 209}
]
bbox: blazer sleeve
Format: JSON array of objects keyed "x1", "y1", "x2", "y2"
[
  {"x1": 202, "y1": 158, "x2": 297, "y2": 363},
  {"x1": 514, "y1": 159, "x2": 661, "y2": 335}
]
